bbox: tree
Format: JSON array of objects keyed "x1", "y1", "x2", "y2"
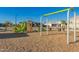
[
  {"x1": 4, "y1": 21, "x2": 13, "y2": 31},
  {"x1": 60, "y1": 20, "x2": 67, "y2": 31}
]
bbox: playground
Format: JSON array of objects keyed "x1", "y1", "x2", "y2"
[{"x1": 0, "y1": 7, "x2": 79, "y2": 51}]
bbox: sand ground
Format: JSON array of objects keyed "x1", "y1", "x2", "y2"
[{"x1": 0, "y1": 31, "x2": 79, "y2": 52}]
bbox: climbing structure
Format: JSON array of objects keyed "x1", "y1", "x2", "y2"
[
  {"x1": 40, "y1": 8, "x2": 77, "y2": 47},
  {"x1": 14, "y1": 22, "x2": 27, "y2": 33}
]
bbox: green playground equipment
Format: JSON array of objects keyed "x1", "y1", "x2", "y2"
[{"x1": 14, "y1": 22, "x2": 27, "y2": 33}]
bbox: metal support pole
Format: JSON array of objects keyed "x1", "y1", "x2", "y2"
[
  {"x1": 67, "y1": 9, "x2": 70, "y2": 47},
  {"x1": 46, "y1": 18, "x2": 48, "y2": 35},
  {"x1": 40, "y1": 16, "x2": 42, "y2": 36},
  {"x1": 74, "y1": 12, "x2": 77, "y2": 46}
]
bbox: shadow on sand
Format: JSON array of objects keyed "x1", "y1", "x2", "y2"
[
  {"x1": 42, "y1": 32, "x2": 66, "y2": 36},
  {"x1": 69, "y1": 35, "x2": 79, "y2": 44},
  {"x1": 69, "y1": 40, "x2": 79, "y2": 45},
  {"x1": 0, "y1": 33, "x2": 28, "y2": 39}
]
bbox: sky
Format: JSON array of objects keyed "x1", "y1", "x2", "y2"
[{"x1": 0, "y1": 7, "x2": 79, "y2": 24}]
